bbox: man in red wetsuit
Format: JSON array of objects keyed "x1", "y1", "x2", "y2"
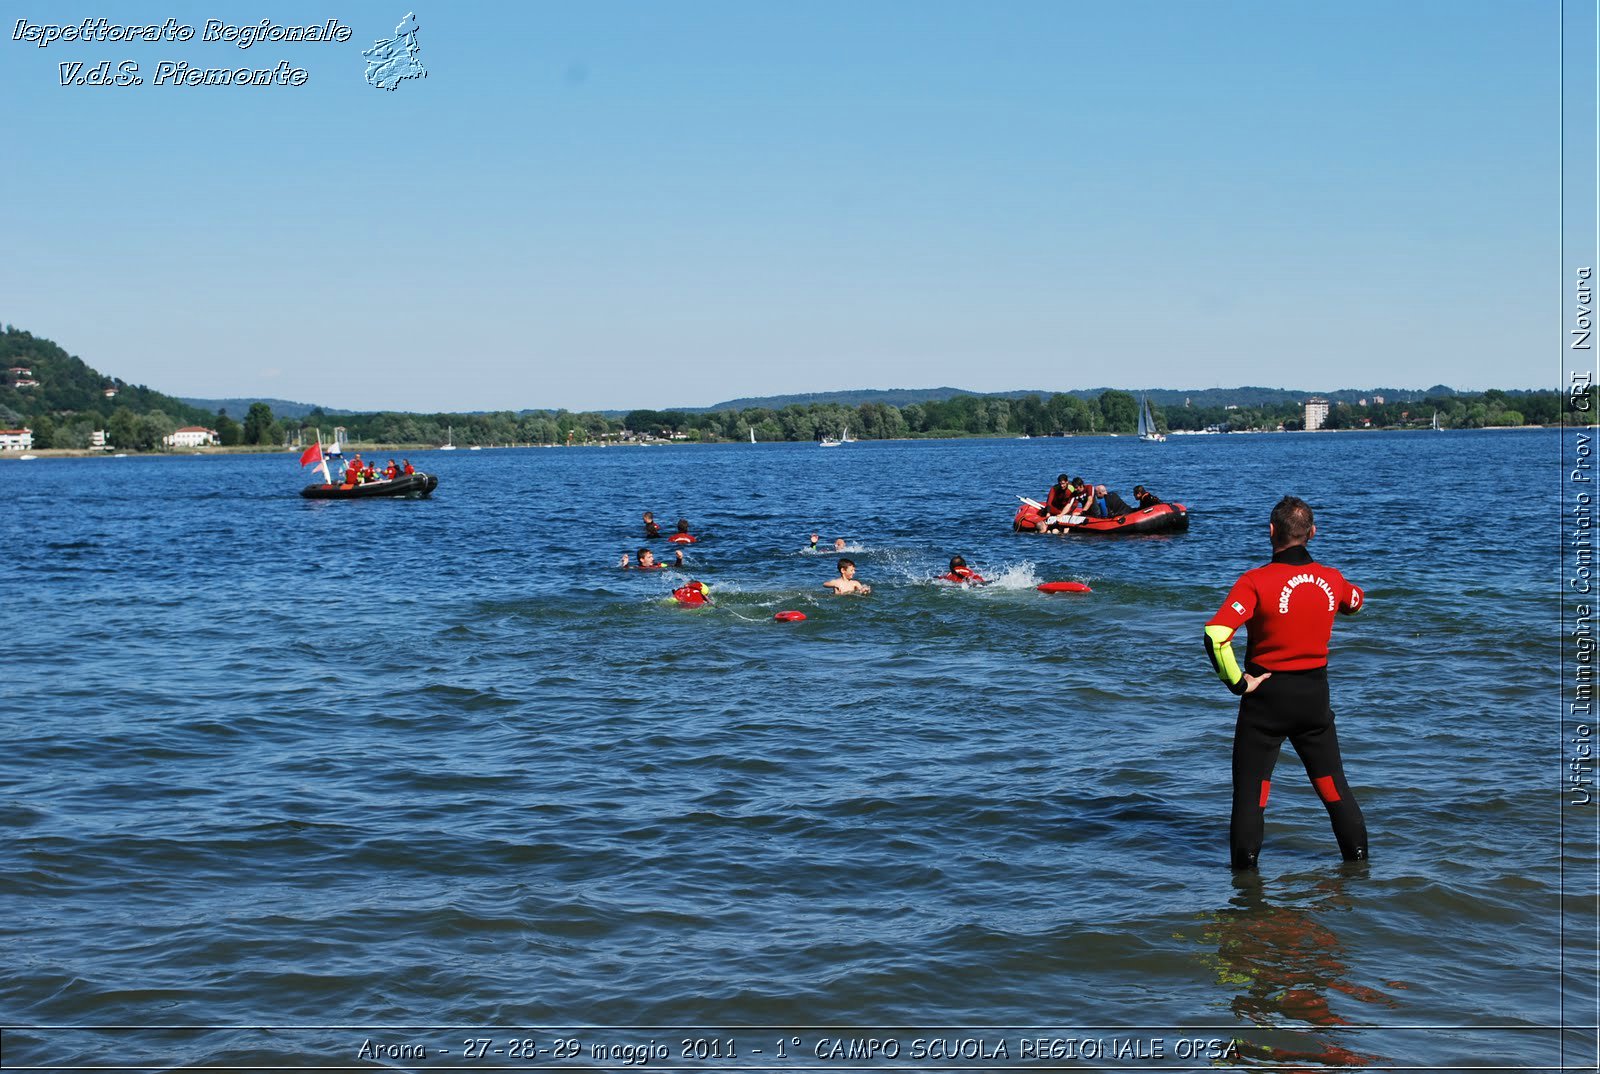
[{"x1": 1204, "y1": 496, "x2": 1368, "y2": 870}]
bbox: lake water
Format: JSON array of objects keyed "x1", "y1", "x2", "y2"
[{"x1": 2, "y1": 429, "x2": 1590, "y2": 1071}]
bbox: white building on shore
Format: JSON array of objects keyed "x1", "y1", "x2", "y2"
[
  {"x1": 164, "y1": 426, "x2": 219, "y2": 448},
  {"x1": 1304, "y1": 398, "x2": 1331, "y2": 431},
  {"x1": 1, "y1": 427, "x2": 34, "y2": 451}
]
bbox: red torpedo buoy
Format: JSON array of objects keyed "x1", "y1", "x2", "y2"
[
  {"x1": 774, "y1": 610, "x2": 807, "y2": 622},
  {"x1": 1037, "y1": 581, "x2": 1092, "y2": 594}
]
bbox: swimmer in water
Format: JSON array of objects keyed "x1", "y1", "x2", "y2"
[
  {"x1": 823, "y1": 557, "x2": 871, "y2": 596},
  {"x1": 643, "y1": 511, "x2": 661, "y2": 538},
  {"x1": 943, "y1": 555, "x2": 987, "y2": 585},
  {"x1": 620, "y1": 547, "x2": 684, "y2": 569},
  {"x1": 809, "y1": 533, "x2": 849, "y2": 552},
  {"x1": 672, "y1": 580, "x2": 710, "y2": 606}
]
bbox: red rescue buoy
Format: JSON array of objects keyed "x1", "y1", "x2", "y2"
[
  {"x1": 1037, "y1": 581, "x2": 1092, "y2": 594},
  {"x1": 774, "y1": 610, "x2": 807, "y2": 622}
]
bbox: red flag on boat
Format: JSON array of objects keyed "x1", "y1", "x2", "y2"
[{"x1": 299, "y1": 442, "x2": 323, "y2": 468}]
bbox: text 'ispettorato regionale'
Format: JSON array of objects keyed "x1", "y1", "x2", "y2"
[{"x1": 13, "y1": 18, "x2": 354, "y2": 87}]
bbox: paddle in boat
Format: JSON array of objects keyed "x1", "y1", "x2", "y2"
[{"x1": 1013, "y1": 495, "x2": 1187, "y2": 536}]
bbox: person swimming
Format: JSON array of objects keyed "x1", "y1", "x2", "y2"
[
  {"x1": 823, "y1": 557, "x2": 871, "y2": 596},
  {"x1": 942, "y1": 554, "x2": 987, "y2": 585},
  {"x1": 672, "y1": 580, "x2": 710, "y2": 606},
  {"x1": 620, "y1": 547, "x2": 684, "y2": 569}
]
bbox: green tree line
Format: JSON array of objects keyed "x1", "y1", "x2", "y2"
[{"x1": 2, "y1": 325, "x2": 1588, "y2": 450}]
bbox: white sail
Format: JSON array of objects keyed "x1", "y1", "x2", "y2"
[{"x1": 1138, "y1": 396, "x2": 1166, "y2": 442}]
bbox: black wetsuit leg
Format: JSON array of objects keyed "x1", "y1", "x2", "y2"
[{"x1": 1229, "y1": 667, "x2": 1367, "y2": 869}]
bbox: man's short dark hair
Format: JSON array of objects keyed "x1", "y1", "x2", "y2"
[
  {"x1": 837, "y1": 557, "x2": 856, "y2": 570},
  {"x1": 1270, "y1": 496, "x2": 1314, "y2": 546},
  {"x1": 1057, "y1": 473, "x2": 1070, "y2": 483},
  {"x1": 637, "y1": 547, "x2": 650, "y2": 558}
]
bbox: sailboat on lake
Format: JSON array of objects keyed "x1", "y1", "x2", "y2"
[
  {"x1": 1137, "y1": 396, "x2": 1166, "y2": 443},
  {"x1": 440, "y1": 424, "x2": 456, "y2": 450}
]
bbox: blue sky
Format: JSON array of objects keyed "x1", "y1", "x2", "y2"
[{"x1": 0, "y1": 1, "x2": 1567, "y2": 411}]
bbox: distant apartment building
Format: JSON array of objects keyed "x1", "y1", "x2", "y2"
[
  {"x1": 8, "y1": 366, "x2": 32, "y2": 377},
  {"x1": 103, "y1": 387, "x2": 119, "y2": 399},
  {"x1": 1304, "y1": 398, "x2": 1331, "y2": 431},
  {"x1": 164, "y1": 426, "x2": 219, "y2": 448},
  {"x1": 90, "y1": 430, "x2": 109, "y2": 450},
  {"x1": 0, "y1": 427, "x2": 34, "y2": 451}
]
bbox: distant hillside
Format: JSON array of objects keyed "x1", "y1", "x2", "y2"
[
  {"x1": 178, "y1": 397, "x2": 341, "y2": 420},
  {"x1": 0, "y1": 326, "x2": 213, "y2": 427},
  {"x1": 699, "y1": 386, "x2": 1028, "y2": 411},
  {"x1": 695, "y1": 384, "x2": 1464, "y2": 413}
]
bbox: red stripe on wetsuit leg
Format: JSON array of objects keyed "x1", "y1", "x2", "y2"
[
  {"x1": 1259, "y1": 780, "x2": 1271, "y2": 808},
  {"x1": 1314, "y1": 775, "x2": 1341, "y2": 803}
]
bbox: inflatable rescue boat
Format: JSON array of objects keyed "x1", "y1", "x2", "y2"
[{"x1": 1013, "y1": 498, "x2": 1187, "y2": 536}]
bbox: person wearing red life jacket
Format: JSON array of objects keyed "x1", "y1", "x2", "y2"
[
  {"x1": 345, "y1": 454, "x2": 364, "y2": 484},
  {"x1": 672, "y1": 580, "x2": 710, "y2": 606},
  {"x1": 402, "y1": 459, "x2": 415, "y2": 476},
  {"x1": 1036, "y1": 474, "x2": 1086, "y2": 531},
  {"x1": 383, "y1": 459, "x2": 399, "y2": 480},
  {"x1": 668, "y1": 517, "x2": 697, "y2": 544},
  {"x1": 1203, "y1": 496, "x2": 1368, "y2": 871},
  {"x1": 643, "y1": 511, "x2": 662, "y2": 539},
  {"x1": 942, "y1": 555, "x2": 987, "y2": 585}
]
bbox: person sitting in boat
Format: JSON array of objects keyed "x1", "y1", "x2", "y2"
[
  {"x1": 643, "y1": 511, "x2": 662, "y2": 538},
  {"x1": 402, "y1": 459, "x2": 415, "y2": 475},
  {"x1": 668, "y1": 518, "x2": 697, "y2": 544},
  {"x1": 344, "y1": 453, "x2": 365, "y2": 484},
  {"x1": 1089, "y1": 484, "x2": 1136, "y2": 517},
  {"x1": 363, "y1": 461, "x2": 378, "y2": 483},
  {"x1": 620, "y1": 547, "x2": 684, "y2": 569},
  {"x1": 1133, "y1": 485, "x2": 1162, "y2": 508},
  {"x1": 1035, "y1": 474, "x2": 1075, "y2": 531},
  {"x1": 383, "y1": 459, "x2": 399, "y2": 480},
  {"x1": 942, "y1": 555, "x2": 987, "y2": 585},
  {"x1": 1067, "y1": 476, "x2": 1097, "y2": 513},
  {"x1": 824, "y1": 557, "x2": 872, "y2": 595}
]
